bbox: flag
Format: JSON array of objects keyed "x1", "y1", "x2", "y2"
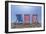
[{"x1": 24, "y1": 14, "x2": 30, "y2": 23}]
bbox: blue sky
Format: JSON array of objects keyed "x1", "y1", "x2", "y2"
[{"x1": 11, "y1": 5, "x2": 41, "y2": 23}]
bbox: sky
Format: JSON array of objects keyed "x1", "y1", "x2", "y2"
[{"x1": 11, "y1": 5, "x2": 41, "y2": 23}]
